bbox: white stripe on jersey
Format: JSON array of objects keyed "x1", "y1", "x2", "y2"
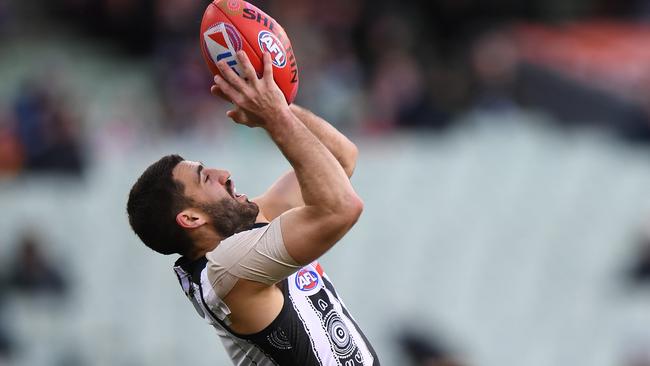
[{"x1": 287, "y1": 285, "x2": 333, "y2": 365}]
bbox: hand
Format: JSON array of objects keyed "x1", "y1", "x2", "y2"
[
  {"x1": 210, "y1": 87, "x2": 264, "y2": 128},
  {"x1": 212, "y1": 51, "x2": 289, "y2": 129}
]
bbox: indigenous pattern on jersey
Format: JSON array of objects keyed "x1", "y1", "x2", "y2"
[{"x1": 173, "y1": 256, "x2": 379, "y2": 366}]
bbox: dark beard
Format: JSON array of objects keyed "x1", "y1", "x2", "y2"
[{"x1": 199, "y1": 197, "x2": 259, "y2": 238}]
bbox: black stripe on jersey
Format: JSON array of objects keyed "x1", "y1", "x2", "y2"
[
  {"x1": 307, "y1": 289, "x2": 364, "y2": 365},
  {"x1": 320, "y1": 275, "x2": 339, "y2": 299},
  {"x1": 321, "y1": 276, "x2": 380, "y2": 366}
]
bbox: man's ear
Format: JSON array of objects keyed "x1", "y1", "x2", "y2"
[{"x1": 176, "y1": 209, "x2": 207, "y2": 229}]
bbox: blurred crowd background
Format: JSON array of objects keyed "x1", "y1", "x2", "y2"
[{"x1": 2, "y1": 0, "x2": 650, "y2": 365}]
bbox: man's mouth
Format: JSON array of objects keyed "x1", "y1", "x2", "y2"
[{"x1": 226, "y1": 177, "x2": 244, "y2": 199}]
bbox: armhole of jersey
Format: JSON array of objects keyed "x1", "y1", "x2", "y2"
[
  {"x1": 200, "y1": 278, "x2": 291, "y2": 341},
  {"x1": 197, "y1": 282, "x2": 282, "y2": 365},
  {"x1": 197, "y1": 276, "x2": 229, "y2": 328}
]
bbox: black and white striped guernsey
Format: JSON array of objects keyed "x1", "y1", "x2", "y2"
[{"x1": 172, "y1": 227, "x2": 380, "y2": 366}]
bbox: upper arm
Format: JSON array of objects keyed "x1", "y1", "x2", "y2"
[
  {"x1": 278, "y1": 198, "x2": 363, "y2": 265},
  {"x1": 253, "y1": 170, "x2": 304, "y2": 221}
]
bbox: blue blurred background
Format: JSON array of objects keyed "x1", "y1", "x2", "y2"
[{"x1": 2, "y1": 0, "x2": 650, "y2": 365}]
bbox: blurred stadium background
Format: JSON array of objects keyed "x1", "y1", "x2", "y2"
[{"x1": 2, "y1": 0, "x2": 650, "y2": 365}]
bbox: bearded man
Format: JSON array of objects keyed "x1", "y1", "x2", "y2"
[{"x1": 127, "y1": 52, "x2": 379, "y2": 365}]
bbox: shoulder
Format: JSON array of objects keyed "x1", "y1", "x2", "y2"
[{"x1": 206, "y1": 222, "x2": 271, "y2": 267}]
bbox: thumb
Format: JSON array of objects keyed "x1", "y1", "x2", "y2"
[{"x1": 227, "y1": 108, "x2": 251, "y2": 126}]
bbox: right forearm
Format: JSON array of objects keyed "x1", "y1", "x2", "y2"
[{"x1": 265, "y1": 109, "x2": 357, "y2": 211}]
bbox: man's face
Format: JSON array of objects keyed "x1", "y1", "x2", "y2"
[{"x1": 172, "y1": 160, "x2": 259, "y2": 238}]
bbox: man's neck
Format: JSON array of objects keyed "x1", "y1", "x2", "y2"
[
  {"x1": 186, "y1": 221, "x2": 269, "y2": 259},
  {"x1": 187, "y1": 234, "x2": 222, "y2": 260}
]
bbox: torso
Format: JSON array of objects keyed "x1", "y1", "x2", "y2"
[{"x1": 173, "y1": 258, "x2": 380, "y2": 366}]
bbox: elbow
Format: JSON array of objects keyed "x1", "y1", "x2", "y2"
[
  {"x1": 340, "y1": 195, "x2": 364, "y2": 225},
  {"x1": 351, "y1": 195, "x2": 364, "y2": 219}
]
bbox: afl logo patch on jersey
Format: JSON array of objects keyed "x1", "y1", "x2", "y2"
[
  {"x1": 295, "y1": 268, "x2": 319, "y2": 291},
  {"x1": 258, "y1": 30, "x2": 287, "y2": 68}
]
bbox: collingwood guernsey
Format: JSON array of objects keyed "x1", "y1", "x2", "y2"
[{"x1": 173, "y1": 221, "x2": 379, "y2": 366}]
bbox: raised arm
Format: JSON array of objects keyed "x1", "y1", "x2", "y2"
[
  {"x1": 213, "y1": 51, "x2": 363, "y2": 264},
  {"x1": 252, "y1": 104, "x2": 358, "y2": 219}
]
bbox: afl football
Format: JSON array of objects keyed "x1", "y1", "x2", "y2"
[{"x1": 200, "y1": 0, "x2": 299, "y2": 103}]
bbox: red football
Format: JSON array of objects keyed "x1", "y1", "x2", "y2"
[{"x1": 200, "y1": 0, "x2": 299, "y2": 104}]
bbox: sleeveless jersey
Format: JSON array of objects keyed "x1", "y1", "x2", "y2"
[{"x1": 173, "y1": 255, "x2": 379, "y2": 366}]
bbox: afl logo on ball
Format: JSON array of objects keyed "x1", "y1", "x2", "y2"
[
  {"x1": 258, "y1": 30, "x2": 287, "y2": 68},
  {"x1": 203, "y1": 22, "x2": 244, "y2": 76},
  {"x1": 295, "y1": 268, "x2": 319, "y2": 291}
]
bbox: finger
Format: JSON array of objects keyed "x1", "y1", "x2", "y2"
[
  {"x1": 210, "y1": 84, "x2": 232, "y2": 102},
  {"x1": 226, "y1": 108, "x2": 250, "y2": 126},
  {"x1": 262, "y1": 52, "x2": 274, "y2": 81},
  {"x1": 214, "y1": 74, "x2": 243, "y2": 105},
  {"x1": 236, "y1": 51, "x2": 259, "y2": 84},
  {"x1": 216, "y1": 60, "x2": 247, "y2": 93}
]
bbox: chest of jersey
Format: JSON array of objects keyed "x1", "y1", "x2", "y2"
[{"x1": 174, "y1": 261, "x2": 379, "y2": 366}]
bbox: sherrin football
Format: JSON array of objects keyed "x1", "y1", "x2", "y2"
[{"x1": 200, "y1": 0, "x2": 299, "y2": 104}]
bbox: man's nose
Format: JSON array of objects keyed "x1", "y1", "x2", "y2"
[{"x1": 215, "y1": 169, "x2": 230, "y2": 185}]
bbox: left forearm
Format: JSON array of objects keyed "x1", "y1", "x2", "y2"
[{"x1": 289, "y1": 104, "x2": 358, "y2": 177}]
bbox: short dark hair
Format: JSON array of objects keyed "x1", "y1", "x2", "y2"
[{"x1": 126, "y1": 154, "x2": 194, "y2": 256}]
